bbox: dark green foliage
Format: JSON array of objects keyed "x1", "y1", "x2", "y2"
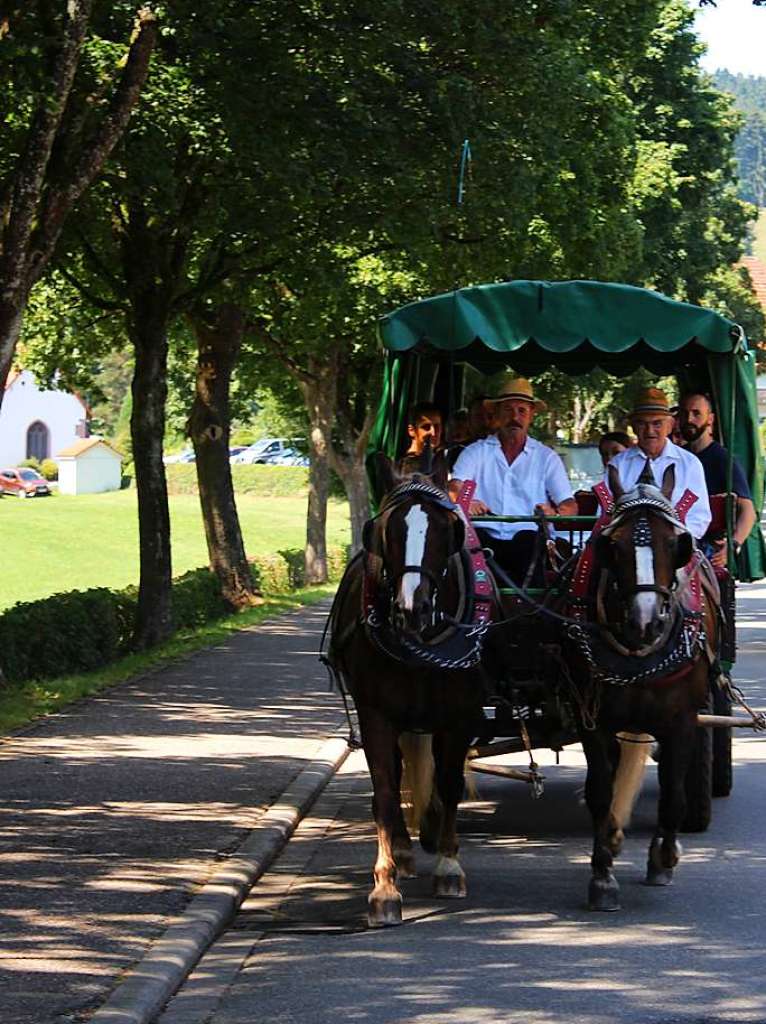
[
  {"x1": 169, "y1": 568, "x2": 230, "y2": 631},
  {"x1": 0, "y1": 588, "x2": 136, "y2": 684}
]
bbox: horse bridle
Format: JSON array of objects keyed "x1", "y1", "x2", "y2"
[{"x1": 597, "y1": 501, "x2": 685, "y2": 657}]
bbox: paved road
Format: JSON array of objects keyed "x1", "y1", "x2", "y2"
[
  {"x1": 0, "y1": 604, "x2": 345, "y2": 1024},
  {"x1": 161, "y1": 584, "x2": 766, "y2": 1024}
]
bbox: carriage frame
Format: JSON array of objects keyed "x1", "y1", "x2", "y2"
[{"x1": 366, "y1": 279, "x2": 766, "y2": 829}]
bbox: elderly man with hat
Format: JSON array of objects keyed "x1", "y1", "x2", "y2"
[
  {"x1": 605, "y1": 387, "x2": 711, "y2": 539},
  {"x1": 448, "y1": 375, "x2": 576, "y2": 584}
]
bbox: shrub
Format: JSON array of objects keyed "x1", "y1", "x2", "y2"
[
  {"x1": 39, "y1": 459, "x2": 58, "y2": 481},
  {"x1": 165, "y1": 463, "x2": 309, "y2": 497},
  {"x1": 172, "y1": 567, "x2": 229, "y2": 629},
  {"x1": 0, "y1": 587, "x2": 136, "y2": 684},
  {"x1": 20, "y1": 457, "x2": 41, "y2": 472},
  {"x1": 250, "y1": 553, "x2": 292, "y2": 593},
  {"x1": 278, "y1": 548, "x2": 306, "y2": 589}
]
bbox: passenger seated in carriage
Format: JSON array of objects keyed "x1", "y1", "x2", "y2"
[
  {"x1": 602, "y1": 388, "x2": 711, "y2": 540},
  {"x1": 396, "y1": 401, "x2": 449, "y2": 485},
  {"x1": 447, "y1": 375, "x2": 577, "y2": 585},
  {"x1": 678, "y1": 391, "x2": 757, "y2": 568},
  {"x1": 598, "y1": 430, "x2": 633, "y2": 467}
]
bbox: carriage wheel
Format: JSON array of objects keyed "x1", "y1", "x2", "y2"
[
  {"x1": 712, "y1": 681, "x2": 733, "y2": 798},
  {"x1": 681, "y1": 707, "x2": 712, "y2": 833}
]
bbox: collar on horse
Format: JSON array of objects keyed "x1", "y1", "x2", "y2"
[
  {"x1": 361, "y1": 478, "x2": 495, "y2": 669},
  {"x1": 566, "y1": 479, "x2": 709, "y2": 686}
]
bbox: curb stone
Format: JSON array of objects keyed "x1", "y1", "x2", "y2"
[{"x1": 88, "y1": 733, "x2": 351, "y2": 1024}]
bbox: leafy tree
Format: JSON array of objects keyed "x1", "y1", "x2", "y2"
[{"x1": 0, "y1": 1, "x2": 156, "y2": 409}]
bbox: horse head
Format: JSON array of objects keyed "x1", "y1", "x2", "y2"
[
  {"x1": 596, "y1": 461, "x2": 693, "y2": 653},
  {"x1": 365, "y1": 455, "x2": 465, "y2": 641}
]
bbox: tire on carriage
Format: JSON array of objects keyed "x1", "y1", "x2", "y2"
[{"x1": 326, "y1": 280, "x2": 766, "y2": 921}]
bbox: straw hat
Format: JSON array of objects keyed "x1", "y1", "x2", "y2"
[
  {"x1": 484, "y1": 374, "x2": 546, "y2": 412},
  {"x1": 629, "y1": 387, "x2": 673, "y2": 418}
]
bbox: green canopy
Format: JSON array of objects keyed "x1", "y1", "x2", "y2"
[
  {"x1": 378, "y1": 280, "x2": 738, "y2": 365},
  {"x1": 370, "y1": 279, "x2": 765, "y2": 580}
]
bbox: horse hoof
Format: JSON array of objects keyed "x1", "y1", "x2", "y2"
[
  {"x1": 434, "y1": 873, "x2": 467, "y2": 899},
  {"x1": 645, "y1": 866, "x2": 674, "y2": 887},
  {"x1": 588, "y1": 877, "x2": 621, "y2": 912},
  {"x1": 367, "y1": 895, "x2": 403, "y2": 927}
]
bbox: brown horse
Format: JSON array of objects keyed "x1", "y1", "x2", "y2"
[
  {"x1": 327, "y1": 454, "x2": 490, "y2": 926},
  {"x1": 565, "y1": 461, "x2": 718, "y2": 911}
]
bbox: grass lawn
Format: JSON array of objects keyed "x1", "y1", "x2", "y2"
[{"x1": 0, "y1": 490, "x2": 350, "y2": 610}]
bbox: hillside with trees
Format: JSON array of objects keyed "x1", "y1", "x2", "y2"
[{"x1": 714, "y1": 70, "x2": 766, "y2": 209}]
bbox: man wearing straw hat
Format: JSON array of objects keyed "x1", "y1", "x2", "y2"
[
  {"x1": 605, "y1": 387, "x2": 711, "y2": 539},
  {"x1": 449, "y1": 374, "x2": 576, "y2": 584}
]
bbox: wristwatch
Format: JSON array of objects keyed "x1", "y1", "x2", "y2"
[{"x1": 733, "y1": 541, "x2": 742, "y2": 558}]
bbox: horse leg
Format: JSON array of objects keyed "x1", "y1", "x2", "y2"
[
  {"x1": 431, "y1": 731, "x2": 470, "y2": 899},
  {"x1": 646, "y1": 717, "x2": 696, "y2": 886},
  {"x1": 358, "y1": 707, "x2": 404, "y2": 927},
  {"x1": 392, "y1": 744, "x2": 416, "y2": 878},
  {"x1": 608, "y1": 735, "x2": 651, "y2": 856},
  {"x1": 582, "y1": 731, "x2": 621, "y2": 911}
]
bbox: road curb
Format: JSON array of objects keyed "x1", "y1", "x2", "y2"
[{"x1": 89, "y1": 733, "x2": 352, "y2": 1024}]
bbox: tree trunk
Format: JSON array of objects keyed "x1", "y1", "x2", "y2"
[
  {"x1": 337, "y1": 456, "x2": 369, "y2": 554},
  {"x1": 129, "y1": 312, "x2": 173, "y2": 649},
  {"x1": 331, "y1": 406, "x2": 374, "y2": 554},
  {"x1": 0, "y1": 299, "x2": 25, "y2": 409},
  {"x1": 301, "y1": 356, "x2": 338, "y2": 584},
  {"x1": 188, "y1": 305, "x2": 262, "y2": 608}
]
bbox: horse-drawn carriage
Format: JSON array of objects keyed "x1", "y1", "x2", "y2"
[{"x1": 327, "y1": 280, "x2": 766, "y2": 922}]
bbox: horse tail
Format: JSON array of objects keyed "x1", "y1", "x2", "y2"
[
  {"x1": 610, "y1": 733, "x2": 651, "y2": 831},
  {"x1": 399, "y1": 732, "x2": 435, "y2": 832}
]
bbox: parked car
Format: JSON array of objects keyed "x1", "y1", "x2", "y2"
[
  {"x1": 232, "y1": 437, "x2": 306, "y2": 464},
  {"x1": 163, "y1": 449, "x2": 195, "y2": 464},
  {"x1": 0, "y1": 467, "x2": 51, "y2": 497},
  {"x1": 261, "y1": 446, "x2": 310, "y2": 467}
]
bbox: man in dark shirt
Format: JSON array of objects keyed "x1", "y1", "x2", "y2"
[{"x1": 679, "y1": 392, "x2": 757, "y2": 568}]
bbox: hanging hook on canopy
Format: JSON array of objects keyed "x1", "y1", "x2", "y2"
[{"x1": 457, "y1": 139, "x2": 472, "y2": 206}]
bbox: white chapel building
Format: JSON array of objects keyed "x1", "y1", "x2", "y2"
[{"x1": 0, "y1": 370, "x2": 89, "y2": 467}]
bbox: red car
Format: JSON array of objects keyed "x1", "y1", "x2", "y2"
[{"x1": 0, "y1": 467, "x2": 51, "y2": 498}]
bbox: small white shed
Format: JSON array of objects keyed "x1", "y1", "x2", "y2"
[{"x1": 56, "y1": 438, "x2": 123, "y2": 495}]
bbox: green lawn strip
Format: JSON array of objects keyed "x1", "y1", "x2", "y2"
[
  {"x1": 0, "y1": 584, "x2": 336, "y2": 735},
  {"x1": 0, "y1": 491, "x2": 349, "y2": 609}
]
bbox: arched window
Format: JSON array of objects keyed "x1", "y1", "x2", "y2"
[{"x1": 26, "y1": 421, "x2": 49, "y2": 461}]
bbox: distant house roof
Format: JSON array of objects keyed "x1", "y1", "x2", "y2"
[
  {"x1": 56, "y1": 438, "x2": 122, "y2": 459},
  {"x1": 741, "y1": 256, "x2": 766, "y2": 314},
  {"x1": 3, "y1": 367, "x2": 89, "y2": 412}
]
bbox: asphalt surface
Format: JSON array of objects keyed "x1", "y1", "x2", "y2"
[
  {"x1": 159, "y1": 584, "x2": 766, "y2": 1024},
  {"x1": 0, "y1": 603, "x2": 346, "y2": 1024}
]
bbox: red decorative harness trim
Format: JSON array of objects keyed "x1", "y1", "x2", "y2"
[{"x1": 455, "y1": 480, "x2": 494, "y2": 625}]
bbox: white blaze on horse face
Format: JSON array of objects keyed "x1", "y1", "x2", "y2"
[
  {"x1": 401, "y1": 504, "x2": 430, "y2": 611},
  {"x1": 634, "y1": 544, "x2": 656, "y2": 628}
]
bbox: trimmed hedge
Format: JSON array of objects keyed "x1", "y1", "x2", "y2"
[
  {"x1": 0, "y1": 546, "x2": 347, "y2": 685},
  {"x1": 166, "y1": 463, "x2": 309, "y2": 497}
]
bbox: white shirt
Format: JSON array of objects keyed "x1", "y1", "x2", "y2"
[
  {"x1": 604, "y1": 440, "x2": 711, "y2": 539},
  {"x1": 453, "y1": 435, "x2": 574, "y2": 539}
]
